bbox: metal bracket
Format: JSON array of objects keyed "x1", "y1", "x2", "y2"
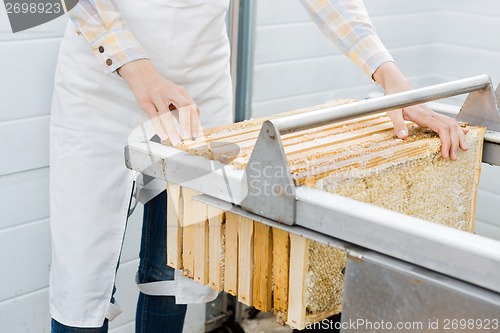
[
  {"x1": 240, "y1": 120, "x2": 296, "y2": 224},
  {"x1": 241, "y1": 75, "x2": 500, "y2": 225},
  {"x1": 457, "y1": 80, "x2": 500, "y2": 131},
  {"x1": 496, "y1": 83, "x2": 500, "y2": 104}
]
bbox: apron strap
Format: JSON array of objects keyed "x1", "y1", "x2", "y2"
[
  {"x1": 136, "y1": 280, "x2": 177, "y2": 296},
  {"x1": 135, "y1": 270, "x2": 220, "y2": 304},
  {"x1": 135, "y1": 271, "x2": 176, "y2": 296}
]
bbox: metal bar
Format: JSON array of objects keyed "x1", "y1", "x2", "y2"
[
  {"x1": 239, "y1": 76, "x2": 497, "y2": 224},
  {"x1": 457, "y1": 83, "x2": 500, "y2": 132},
  {"x1": 125, "y1": 126, "x2": 500, "y2": 293},
  {"x1": 294, "y1": 186, "x2": 500, "y2": 294},
  {"x1": 228, "y1": 0, "x2": 240, "y2": 120},
  {"x1": 240, "y1": 120, "x2": 296, "y2": 224},
  {"x1": 125, "y1": 144, "x2": 247, "y2": 204},
  {"x1": 274, "y1": 75, "x2": 492, "y2": 134},
  {"x1": 234, "y1": 0, "x2": 256, "y2": 122},
  {"x1": 193, "y1": 193, "x2": 350, "y2": 251},
  {"x1": 125, "y1": 122, "x2": 248, "y2": 204}
]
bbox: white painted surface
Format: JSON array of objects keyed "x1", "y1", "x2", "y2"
[
  {"x1": 0, "y1": 168, "x2": 49, "y2": 230},
  {"x1": 252, "y1": 0, "x2": 500, "y2": 115},
  {"x1": 0, "y1": 116, "x2": 50, "y2": 176},
  {"x1": 1, "y1": 1, "x2": 500, "y2": 332},
  {"x1": 0, "y1": 38, "x2": 62, "y2": 122},
  {"x1": 0, "y1": 10, "x2": 69, "y2": 332}
]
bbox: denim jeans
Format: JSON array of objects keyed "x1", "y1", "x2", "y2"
[
  {"x1": 52, "y1": 190, "x2": 187, "y2": 332},
  {"x1": 135, "y1": 190, "x2": 187, "y2": 332}
]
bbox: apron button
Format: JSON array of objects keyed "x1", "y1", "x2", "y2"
[
  {"x1": 106, "y1": 58, "x2": 113, "y2": 66},
  {"x1": 99, "y1": 46, "x2": 105, "y2": 53}
]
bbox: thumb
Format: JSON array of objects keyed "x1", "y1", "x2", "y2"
[{"x1": 386, "y1": 109, "x2": 408, "y2": 139}]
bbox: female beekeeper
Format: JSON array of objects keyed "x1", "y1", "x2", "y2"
[{"x1": 49, "y1": 0, "x2": 468, "y2": 331}]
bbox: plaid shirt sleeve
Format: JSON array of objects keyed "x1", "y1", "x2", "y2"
[
  {"x1": 67, "y1": 0, "x2": 148, "y2": 74},
  {"x1": 300, "y1": 0, "x2": 394, "y2": 78}
]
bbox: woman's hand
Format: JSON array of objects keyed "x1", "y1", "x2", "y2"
[
  {"x1": 118, "y1": 59, "x2": 200, "y2": 146},
  {"x1": 373, "y1": 62, "x2": 468, "y2": 160}
]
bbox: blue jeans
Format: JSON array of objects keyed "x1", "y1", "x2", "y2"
[{"x1": 52, "y1": 190, "x2": 187, "y2": 332}]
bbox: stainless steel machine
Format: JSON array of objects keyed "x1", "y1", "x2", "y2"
[{"x1": 126, "y1": 75, "x2": 500, "y2": 332}]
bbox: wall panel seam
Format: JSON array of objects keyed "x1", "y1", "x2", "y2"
[
  {"x1": 475, "y1": 220, "x2": 500, "y2": 228},
  {"x1": 437, "y1": 9, "x2": 500, "y2": 20},
  {"x1": 0, "y1": 166, "x2": 49, "y2": 182},
  {"x1": 0, "y1": 114, "x2": 50, "y2": 126},
  {"x1": 477, "y1": 189, "x2": 500, "y2": 198},
  {"x1": 256, "y1": 11, "x2": 435, "y2": 27},
  {"x1": 252, "y1": 73, "x2": 436, "y2": 105},
  {"x1": 0, "y1": 36, "x2": 62, "y2": 45},
  {"x1": 0, "y1": 286, "x2": 48, "y2": 305},
  {"x1": 254, "y1": 43, "x2": 433, "y2": 67},
  {"x1": 0, "y1": 217, "x2": 49, "y2": 233},
  {"x1": 431, "y1": 42, "x2": 500, "y2": 56}
]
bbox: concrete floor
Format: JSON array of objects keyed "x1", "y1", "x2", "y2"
[{"x1": 240, "y1": 311, "x2": 292, "y2": 333}]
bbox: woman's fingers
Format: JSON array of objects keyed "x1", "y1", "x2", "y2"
[
  {"x1": 151, "y1": 94, "x2": 182, "y2": 146},
  {"x1": 460, "y1": 126, "x2": 470, "y2": 150},
  {"x1": 436, "y1": 120, "x2": 453, "y2": 159},
  {"x1": 402, "y1": 104, "x2": 468, "y2": 160},
  {"x1": 386, "y1": 109, "x2": 409, "y2": 139},
  {"x1": 171, "y1": 101, "x2": 200, "y2": 140},
  {"x1": 119, "y1": 58, "x2": 199, "y2": 145},
  {"x1": 165, "y1": 103, "x2": 200, "y2": 140},
  {"x1": 178, "y1": 105, "x2": 192, "y2": 140},
  {"x1": 405, "y1": 106, "x2": 452, "y2": 158},
  {"x1": 449, "y1": 124, "x2": 460, "y2": 160},
  {"x1": 435, "y1": 113, "x2": 468, "y2": 155},
  {"x1": 143, "y1": 101, "x2": 169, "y2": 141},
  {"x1": 160, "y1": 111, "x2": 182, "y2": 147},
  {"x1": 175, "y1": 86, "x2": 200, "y2": 138},
  {"x1": 165, "y1": 91, "x2": 199, "y2": 141},
  {"x1": 150, "y1": 88, "x2": 200, "y2": 144},
  {"x1": 191, "y1": 106, "x2": 201, "y2": 139}
]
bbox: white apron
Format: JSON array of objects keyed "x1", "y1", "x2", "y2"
[{"x1": 50, "y1": 0, "x2": 232, "y2": 327}]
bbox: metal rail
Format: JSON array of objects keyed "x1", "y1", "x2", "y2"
[
  {"x1": 274, "y1": 75, "x2": 496, "y2": 134},
  {"x1": 194, "y1": 190, "x2": 500, "y2": 295},
  {"x1": 124, "y1": 129, "x2": 500, "y2": 293},
  {"x1": 294, "y1": 187, "x2": 500, "y2": 294},
  {"x1": 124, "y1": 76, "x2": 500, "y2": 291},
  {"x1": 194, "y1": 193, "x2": 500, "y2": 330},
  {"x1": 124, "y1": 76, "x2": 500, "y2": 329},
  {"x1": 241, "y1": 75, "x2": 500, "y2": 224}
]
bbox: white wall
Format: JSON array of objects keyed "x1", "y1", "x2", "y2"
[
  {"x1": 0, "y1": 10, "x2": 63, "y2": 332},
  {"x1": 252, "y1": 0, "x2": 500, "y2": 116},
  {"x1": 252, "y1": 0, "x2": 500, "y2": 240},
  {"x1": 252, "y1": 0, "x2": 435, "y2": 118}
]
